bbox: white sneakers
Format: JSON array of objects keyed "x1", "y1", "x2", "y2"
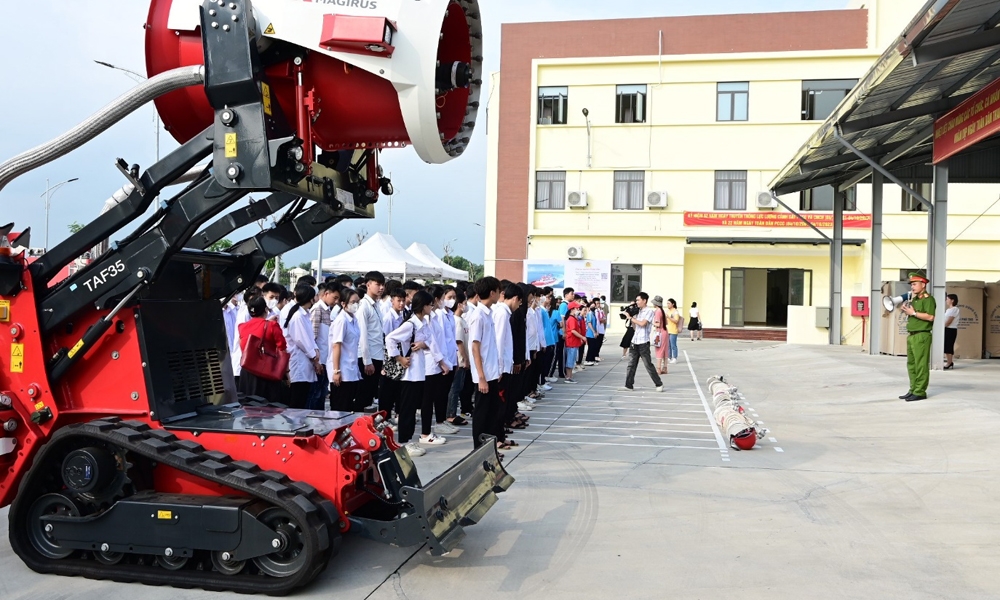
[
  {"x1": 517, "y1": 401, "x2": 534, "y2": 411},
  {"x1": 655, "y1": 386, "x2": 664, "y2": 392},
  {"x1": 420, "y1": 433, "x2": 447, "y2": 445},
  {"x1": 668, "y1": 358, "x2": 677, "y2": 364},
  {"x1": 434, "y1": 422, "x2": 459, "y2": 435},
  {"x1": 538, "y1": 384, "x2": 553, "y2": 391},
  {"x1": 584, "y1": 361, "x2": 595, "y2": 366},
  {"x1": 405, "y1": 442, "x2": 427, "y2": 456},
  {"x1": 545, "y1": 377, "x2": 558, "y2": 383}
]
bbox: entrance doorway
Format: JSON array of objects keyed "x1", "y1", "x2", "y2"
[{"x1": 723, "y1": 268, "x2": 812, "y2": 327}]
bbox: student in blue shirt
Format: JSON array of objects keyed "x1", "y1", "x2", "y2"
[{"x1": 585, "y1": 302, "x2": 599, "y2": 365}]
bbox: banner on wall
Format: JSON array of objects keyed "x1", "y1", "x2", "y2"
[
  {"x1": 524, "y1": 260, "x2": 612, "y2": 300},
  {"x1": 684, "y1": 211, "x2": 872, "y2": 229}
]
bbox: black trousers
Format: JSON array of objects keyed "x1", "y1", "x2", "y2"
[
  {"x1": 552, "y1": 337, "x2": 565, "y2": 378},
  {"x1": 459, "y1": 369, "x2": 475, "y2": 415},
  {"x1": 421, "y1": 373, "x2": 447, "y2": 435},
  {"x1": 595, "y1": 334, "x2": 605, "y2": 357},
  {"x1": 472, "y1": 379, "x2": 501, "y2": 448},
  {"x1": 944, "y1": 327, "x2": 958, "y2": 354},
  {"x1": 586, "y1": 339, "x2": 599, "y2": 362},
  {"x1": 378, "y1": 374, "x2": 402, "y2": 415},
  {"x1": 287, "y1": 381, "x2": 312, "y2": 409},
  {"x1": 537, "y1": 347, "x2": 554, "y2": 385},
  {"x1": 625, "y1": 343, "x2": 662, "y2": 388},
  {"x1": 397, "y1": 381, "x2": 425, "y2": 444},
  {"x1": 356, "y1": 358, "x2": 382, "y2": 408},
  {"x1": 329, "y1": 379, "x2": 360, "y2": 413}
]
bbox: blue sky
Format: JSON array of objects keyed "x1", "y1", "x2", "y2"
[{"x1": 0, "y1": 0, "x2": 846, "y2": 267}]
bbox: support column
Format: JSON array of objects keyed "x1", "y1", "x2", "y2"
[
  {"x1": 930, "y1": 161, "x2": 948, "y2": 370},
  {"x1": 830, "y1": 189, "x2": 844, "y2": 345},
  {"x1": 869, "y1": 171, "x2": 883, "y2": 355}
]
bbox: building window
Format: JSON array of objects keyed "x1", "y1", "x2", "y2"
[
  {"x1": 538, "y1": 86, "x2": 568, "y2": 125},
  {"x1": 613, "y1": 171, "x2": 645, "y2": 210},
  {"x1": 612, "y1": 264, "x2": 642, "y2": 304},
  {"x1": 802, "y1": 79, "x2": 858, "y2": 121},
  {"x1": 800, "y1": 185, "x2": 857, "y2": 211},
  {"x1": 717, "y1": 82, "x2": 749, "y2": 122},
  {"x1": 714, "y1": 171, "x2": 747, "y2": 210},
  {"x1": 616, "y1": 85, "x2": 647, "y2": 123},
  {"x1": 535, "y1": 171, "x2": 566, "y2": 210},
  {"x1": 902, "y1": 183, "x2": 931, "y2": 212}
]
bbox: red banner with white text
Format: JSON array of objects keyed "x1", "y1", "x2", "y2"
[{"x1": 683, "y1": 211, "x2": 872, "y2": 229}]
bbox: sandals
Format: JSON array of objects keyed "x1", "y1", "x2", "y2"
[{"x1": 449, "y1": 416, "x2": 469, "y2": 426}]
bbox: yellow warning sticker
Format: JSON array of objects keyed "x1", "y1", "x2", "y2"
[
  {"x1": 225, "y1": 133, "x2": 238, "y2": 158},
  {"x1": 34, "y1": 401, "x2": 44, "y2": 411},
  {"x1": 263, "y1": 23, "x2": 275, "y2": 35},
  {"x1": 157, "y1": 510, "x2": 173, "y2": 520},
  {"x1": 10, "y1": 343, "x2": 23, "y2": 373},
  {"x1": 0, "y1": 299, "x2": 9, "y2": 322},
  {"x1": 67, "y1": 339, "x2": 85, "y2": 359},
  {"x1": 261, "y1": 82, "x2": 272, "y2": 116}
]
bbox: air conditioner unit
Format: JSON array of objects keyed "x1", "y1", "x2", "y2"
[
  {"x1": 567, "y1": 191, "x2": 588, "y2": 208},
  {"x1": 567, "y1": 245, "x2": 584, "y2": 260},
  {"x1": 756, "y1": 191, "x2": 778, "y2": 209},
  {"x1": 647, "y1": 190, "x2": 668, "y2": 209}
]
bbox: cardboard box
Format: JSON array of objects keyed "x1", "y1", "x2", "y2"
[
  {"x1": 985, "y1": 282, "x2": 1000, "y2": 358},
  {"x1": 879, "y1": 281, "x2": 910, "y2": 356},
  {"x1": 946, "y1": 281, "x2": 985, "y2": 360}
]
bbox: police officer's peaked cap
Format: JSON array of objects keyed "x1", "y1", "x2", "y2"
[{"x1": 908, "y1": 271, "x2": 929, "y2": 283}]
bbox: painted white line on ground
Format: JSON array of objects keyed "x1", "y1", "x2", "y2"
[
  {"x1": 684, "y1": 350, "x2": 728, "y2": 453},
  {"x1": 519, "y1": 416, "x2": 714, "y2": 428},
  {"x1": 523, "y1": 410, "x2": 709, "y2": 422},
  {"x1": 534, "y1": 424, "x2": 717, "y2": 436},
  {"x1": 774, "y1": 447, "x2": 784, "y2": 453},
  {"x1": 769, "y1": 437, "x2": 778, "y2": 443},
  {"x1": 529, "y1": 405, "x2": 708, "y2": 414},
  {"x1": 511, "y1": 431, "x2": 719, "y2": 443},
  {"x1": 513, "y1": 440, "x2": 723, "y2": 450}
]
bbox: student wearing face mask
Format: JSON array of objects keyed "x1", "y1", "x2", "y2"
[
  {"x1": 422, "y1": 286, "x2": 455, "y2": 441},
  {"x1": 379, "y1": 287, "x2": 407, "y2": 416},
  {"x1": 281, "y1": 283, "x2": 322, "y2": 409},
  {"x1": 438, "y1": 286, "x2": 460, "y2": 422},
  {"x1": 385, "y1": 290, "x2": 436, "y2": 457},
  {"x1": 261, "y1": 283, "x2": 283, "y2": 320},
  {"x1": 329, "y1": 289, "x2": 362, "y2": 412}
]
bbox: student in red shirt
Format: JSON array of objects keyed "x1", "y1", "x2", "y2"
[{"x1": 563, "y1": 302, "x2": 587, "y2": 383}]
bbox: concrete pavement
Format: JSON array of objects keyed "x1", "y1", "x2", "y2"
[{"x1": 2, "y1": 338, "x2": 999, "y2": 599}]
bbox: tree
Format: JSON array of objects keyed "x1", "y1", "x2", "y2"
[
  {"x1": 347, "y1": 229, "x2": 369, "y2": 249},
  {"x1": 207, "y1": 238, "x2": 233, "y2": 252},
  {"x1": 442, "y1": 255, "x2": 483, "y2": 282},
  {"x1": 68, "y1": 221, "x2": 84, "y2": 234}
]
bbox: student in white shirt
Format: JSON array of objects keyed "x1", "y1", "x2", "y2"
[
  {"x1": 329, "y1": 288, "x2": 362, "y2": 412},
  {"x1": 356, "y1": 271, "x2": 386, "y2": 411},
  {"x1": 281, "y1": 284, "x2": 322, "y2": 408},
  {"x1": 231, "y1": 288, "x2": 258, "y2": 385},
  {"x1": 421, "y1": 286, "x2": 453, "y2": 441},
  {"x1": 447, "y1": 290, "x2": 472, "y2": 426},
  {"x1": 378, "y1": 287, "x2": 407, "y2": 416},
  {"x1": 385, "y1": 290, "x2": 436, "y2": 456},
  {"x1": 470, "y1": 278, "x2": 504, "y2": 452},
  {"x1": 688, "y1": 301, "x2": 703, "y2": 341}
]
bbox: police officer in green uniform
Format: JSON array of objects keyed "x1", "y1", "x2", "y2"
[{"x1": 899, "y1": 271, "x2": 935, "y2": 402}]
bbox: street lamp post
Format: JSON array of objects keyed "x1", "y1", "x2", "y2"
[
  {"x1": 42, "y1": 177, "x2": 80, "y2": 251},
  {"x1": 94, "y1": 60, "x2": 160, "y2": 162}
]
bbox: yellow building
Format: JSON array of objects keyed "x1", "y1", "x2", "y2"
[{"x1": 484, "y1": 0, "x2": 1000, "y2": 344}]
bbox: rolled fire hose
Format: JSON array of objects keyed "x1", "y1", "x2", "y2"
[
  {"x1": 0, "y1": 66, "x2": 205, "y2": 193},
  {"x1": 706, "y1": 376, "x2": 766, "y2": 449}
]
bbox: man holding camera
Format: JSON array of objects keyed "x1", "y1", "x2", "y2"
[
  {"x1": 900, "y1": 271, "x2": 935, "y2": 402},
  {"x1": 621, "y1": 292, "x2": 663, "y2": 392}
]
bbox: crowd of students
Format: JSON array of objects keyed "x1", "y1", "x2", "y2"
[{"x1": 223, "y1": 273, "x2": 611, "y2": 460}]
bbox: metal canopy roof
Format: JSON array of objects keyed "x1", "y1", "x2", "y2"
[{"x1": 771, "y1": 0, "x2": 1000, "y2": 195}]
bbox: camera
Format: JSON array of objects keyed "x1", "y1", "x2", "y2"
[{"x1": 619, "y1": 302, "x2": 639, "y2": 320}]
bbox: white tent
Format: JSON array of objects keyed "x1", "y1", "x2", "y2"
[
  {"x1": 311, "y1": 232, "x2": 441, "y2": 278},
  {"x1": 406, "y1": 242, "x2": 468, "y2": 281}
]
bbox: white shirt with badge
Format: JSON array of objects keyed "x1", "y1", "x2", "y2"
[{"x1": 328, "y1": 309, "x2": 361, "y2": 382}]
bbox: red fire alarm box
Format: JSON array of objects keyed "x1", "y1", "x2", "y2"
[{"x1": 851, "y1": 296, "x2": 869, "y2": 317}]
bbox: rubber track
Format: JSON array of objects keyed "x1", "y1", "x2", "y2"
[{"x1": 9, "y1": 417, "x2": 342, "y2": 595}]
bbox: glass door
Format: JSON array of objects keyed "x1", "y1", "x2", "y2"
[
  {"x1": 788, "y1": 269, "x2": 813, "y2": 306},
  {"x1": 723, "y1": 268, "x2": 745, "y2": 326}
]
